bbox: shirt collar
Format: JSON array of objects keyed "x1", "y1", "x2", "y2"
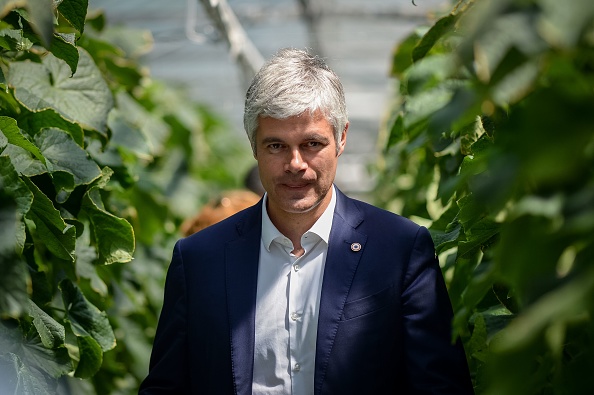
[{"x1": 261, "y1": 185, "x2": 337, "y2": 252}]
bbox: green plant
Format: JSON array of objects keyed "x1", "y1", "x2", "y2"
[
  {"x1": 0, "y1": 1, "x2": 251, "y2": 393},
  {"x1": 378, "y1": 0, "x2": 594, "y2": 393}
]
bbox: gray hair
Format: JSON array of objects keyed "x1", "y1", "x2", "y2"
[{"x1": 243, "y1": 48, "x2": 348, "y2": 155}]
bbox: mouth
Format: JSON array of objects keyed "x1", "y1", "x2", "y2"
[{"x1": 279, "y1": 180, "x2": 313, "y2": 190}]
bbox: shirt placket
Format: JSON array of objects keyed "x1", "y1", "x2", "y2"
[{"x1": 288, "y1": 251, "x2": 303, "y2": 393}]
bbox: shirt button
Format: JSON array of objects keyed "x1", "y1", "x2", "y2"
[
  {"x1": 293, "y1": 363, "x2": 301, "y2": 372},
  {"x1": 293, "y1": 264, "x2": 300, "y2": 272},
  {"x1": 290, "y1": 312, "x2": 299, "y2": 321}
]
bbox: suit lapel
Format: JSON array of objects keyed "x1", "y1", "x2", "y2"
[
  {"x1": 314, "y1": 190, "x2": 367, "y2": 395},
  {"x1": 225, "y1": 202, "x2": 262, "y2": 395}
]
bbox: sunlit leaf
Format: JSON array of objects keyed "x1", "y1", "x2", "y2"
[
  {"x1": 35, "y1": 127, "x2": 101, "y2": 187},
  {"x1": 7, "y1": 48, "x2": 113, "y2": 133}
]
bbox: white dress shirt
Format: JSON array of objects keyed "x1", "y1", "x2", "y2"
[{"x1": 252, "y1": 187, "x2": 336, "y2": 395}]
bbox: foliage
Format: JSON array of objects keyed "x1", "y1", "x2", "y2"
[
  {"x1": 0, "y1": 1, "x2": 251, "y2": 393},
  {"x1": 377, "y1": 0, "x2": 594, "y2": 393}
]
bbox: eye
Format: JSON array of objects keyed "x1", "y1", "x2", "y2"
[
  {"x1": 267, "y1": 143, "x2": 284, "y2": 152},
  {"x1": 305, "y1": 141, "x2": 324, "y2": 149}
]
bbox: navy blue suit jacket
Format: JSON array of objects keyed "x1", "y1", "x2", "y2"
[{"x1": 140, "y1": 188, "x2": 473, "y2": 394}]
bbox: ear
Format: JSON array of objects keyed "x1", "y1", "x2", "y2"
[{"x1": 337, "y1": 122, "x2": 348, "y2": 157}]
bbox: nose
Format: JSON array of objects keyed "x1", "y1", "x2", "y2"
[{"x1": 285, "y1": 148, "x2": 308, "y2": 173}]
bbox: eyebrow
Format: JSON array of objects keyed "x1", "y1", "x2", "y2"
[{"x1": 260, "y1": 133, "x2": 331, "y2": 145}]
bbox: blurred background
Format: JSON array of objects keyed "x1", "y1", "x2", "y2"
[{"x1": 89, "y1": 0, "x2": 450, "y2": 198}]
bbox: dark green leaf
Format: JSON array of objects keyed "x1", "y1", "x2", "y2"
[
  {"x1": 74, "y1": 335, "x2": 102, "y2": 379},
  {"x1": 60, "y1": 279, "x2": 116, "y2": 352},
  {"x1": 0, "y1": 156, "x2": 33, "y2": 253},
  {"x1": 49, "y1": 32, "x2": 79, "y2": 75},
  {"x1": 57, "y1": 0, "x2": 88, "y2": 35},
  {"x1": 18, "y1": 109, "x2": 84, "y2": 147},
  {"x1": 82, "y1": 187, "x2": 135, "y2": 265},
  {"x1": 22, "y1": 176, "x2": 76, "y2": 261},
  {"x1": 412, "y1": 13, "x2": 458, "y2": 62}
]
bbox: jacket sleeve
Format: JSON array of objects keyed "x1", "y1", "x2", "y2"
[
  {"x1": 401, "y1": 226, "x2": 474, "y2": 394},
  {"x1": 139, "y1": 240, "x2": 190, "y2": 394}
]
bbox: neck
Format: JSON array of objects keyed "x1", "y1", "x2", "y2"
[{"x1": 267, "y1": 189, "x2": 333, "y2": 252}]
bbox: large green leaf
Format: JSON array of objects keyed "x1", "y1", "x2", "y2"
[
  {"x1": 0, "y1": 352, "x2": 53, "y2": 395},
  {"x1": 18, "y1": 109, "x2": 84, "y2": 147},
  {"x1": 2, "y1": 144, "x2": 47, "y2": 176},
  {"x1": 60, "y1": 279, "x2": 116, "y2": 352},
  {"x1": 22, "y1": 177, "x2": 76, "y2": 261},
  {"x1": 7, "y1": 48, "x2": 113, "y2": 133},
  {"x1": 0, "y1": 320, "x2": 73, "y2": 378},
  {"x1": 35, "y1": 128, "x2": 101, "y2": 201},
  {"x1": 82, "y1": 186, "x2": 135, "y2": 265}
]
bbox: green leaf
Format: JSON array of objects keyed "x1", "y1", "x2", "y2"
[
  {"x1": 74, "y1": 335, "x2": 102, "y2": 379},
  {"x1": 391, "y1": 30, "x2": 421, "y2": 77},
  {"x1": 2, "y1": 144, "x2": 47, "y2": 176},
  {"x1": 0, "y1": 352, "x2": 53, "y2": 395},
  {"x1": 49, "y1": 32, "x2": 79, "y2": 75},
  {"x1": 0, "y1": 156, "x2": 33, "y2": 254},
  {"x1": 0, "y1": 27, "x2": 33, "y2": 51},
  {"x1": 35, "y1": 127, "x2": 101, "y2": 188},
  {"x1": 0, "y1": 248, "x2": 30, "y2": 317},
  {"x1": 75, "y1": 227, "x2": 108, "y2": 296},
  {"x1": 7, "y1": 48, "x2": 114, "y2": 133},
  {"x1": 22, "y1": 176, "x2": 76, "y2": 261},
  {"x1": 18, "y1": 109, "x2": 84, "y2": 147},
  {"x1": 28, "y1": 300, "x2": 65, "y2": 349},
  {"x1": 0, "y1": 116, "x2": 45, "y2": 164},
  {"x1": 110, "y1": 90, "x2": 171, "y2": 159},
  {"x1": 82, "y1": 187, "x2": 135, "y2": 265},
  {"x1": 494, "y1": 267, "x2": 594, "y2": 352},
  {"x1": 0, "y1": 320, "x2": 73, "y2": 378},
  {"x1": 57, "y1": 0, "x2": 88, "y2": 35},
  {"x1": 60, "y1": 279, "x2": 116, "y2": 352},
  {"x1": 458, "y1": 217, "x2": 499, "y2": 258},
  {"x1": 412, "y1": 13, "x2": 458, "y2": 62}
]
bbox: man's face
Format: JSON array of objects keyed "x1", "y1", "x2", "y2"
[{"x1": 254, "y1": 111, "x2": 347, "y2": 220}]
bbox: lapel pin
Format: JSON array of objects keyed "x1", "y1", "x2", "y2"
[{"x1": 350, "y1": 242, "x2": 362, "y2": 252}]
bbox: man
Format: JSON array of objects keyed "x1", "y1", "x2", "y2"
[{"x1": 140, "y1": 48, "x2": 473, "y2": 394}]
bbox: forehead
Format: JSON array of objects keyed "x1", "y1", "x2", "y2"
[{"x1": 256, "y1": 111, "x2": 333, "y2": 137}]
